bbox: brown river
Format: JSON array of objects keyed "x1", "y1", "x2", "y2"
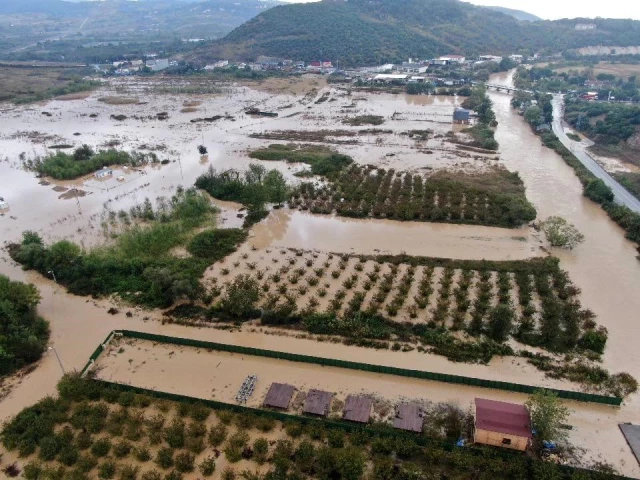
[{"x1": 0, "y1": 71, "x2": 639, "y2": 475}]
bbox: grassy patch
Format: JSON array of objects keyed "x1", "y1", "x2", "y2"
[
  {"x1": 249, "y1": 144, "x2": 353, "y2": 176},
  {"x1": 23, "y1": 146, "x2": 159, "y2": 180},
  {"x1": 10, "y1": 189, "x2": 245, "y2": 308},
  {"x1": 292, "y1": 165, "x2": 536, "y2": 228},
  {"x1": 0, "y1": 66, "x2": 98, "y2": 104},
  {"x1": 613, "y1": 172, "x2": 640, "y2": 201},
  {"x1": 97, "y1": 96, "x2": 140, "y2": 105},
  {"x1": 187, "y1": 229, "x2": 248, "y2": 261},
  {"x1": 343, "y1": 115, "x2": 385, "y2": 126}
]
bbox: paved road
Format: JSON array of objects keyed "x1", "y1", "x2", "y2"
[{"x1": 552, "y1": 95, "x2": 640, "y2": 213}]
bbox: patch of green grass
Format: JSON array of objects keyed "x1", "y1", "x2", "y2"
[
  {"x1": 342, "y1": 115, "x2": 385, "y2": 126},
  {"x1": 249, "y1": 144, "x2": 353, "y2": 176}
]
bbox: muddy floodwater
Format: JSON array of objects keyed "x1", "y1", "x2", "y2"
[{"x1": 0, "y1": 72, "x2": 640, "y2": 475}]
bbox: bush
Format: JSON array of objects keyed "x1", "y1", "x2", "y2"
[
  {"x1": 174, "y1": 452, "x2": 195, "y2": 473},
  {"x1": 97, "y1": 460, "x2": 117, "y2": 480},
  {"x1": 113, "y1": 440, "x2": 132, "y2": 458},
  {"x1": 141, "y1": 470, "x2": 162, "y2": 480},
  {"x1": 208, "y1": 423, "x2": 227, "y2": 447},
  {"x1": 578, "y1": 328, "x2": 608, "y2": 354},
  {"x1": 91, "y1": 438, "x2": 112, "y2": 458},
  {"x1": 253, "y1": 438, "x2": 269, "y2": 464},
  {"x1": 218, "y1": 274, "x2": 261, "y2": 319},
  {"x1": 155, "y1": 447, "x2": 174, "y2": 469},
  {"x1": 187, "y1": 229, "x2": 248, "y2": 261},
  {"x1": 199, "y1": 456, "x2": 216, "y2": 476},
  {"x1": 119, "y1": 464, "x2": 139, "y2": 480}
]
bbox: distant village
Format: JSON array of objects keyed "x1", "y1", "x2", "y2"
[{"x1": 99, "y1": 52, "x2": 535, "y2": 85}]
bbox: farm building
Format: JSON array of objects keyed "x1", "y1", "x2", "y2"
[
  {"x1": 393, "y1": 403, "x2": 424, "y2": 433},
  {"x1": 95, "y1": 168, "x2": 113, "y2": 179},
  {"x1": 474, "y1": 398, "x2": 532, "y2": 451},
  {"x1": 303, "y1": 389, "x2": 333, "y2": 416},
  {"x1": 263, "y1": 383, "x2": 295, "y2": 410},
  {"x1": 343, "y1": 395, "x2": 373, "y2": 423},
  {"x1": 453, "y1": 108, "x2": 471, "y2": 124}
]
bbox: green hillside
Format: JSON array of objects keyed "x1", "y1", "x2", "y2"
[
  {"x1": 485, "y1": 6, "x2": 542, "y2": 22},
  {"x1": 200, "y1": 0, "x2": 640, "y2": 66}
]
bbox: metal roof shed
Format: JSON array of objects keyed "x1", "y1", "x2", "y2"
[
  {"x1": 263, "y1": 383, "x2": 295, "y2": 410},
  {"x1": 393, "y1": 403, "x2": 424, "y2": 433},
  {"x1": 343, "y1": 395, "x2": 373, "y2": 424},
  {"x1": 303, "y1": 389, "x2": 333, "y2": 416}
]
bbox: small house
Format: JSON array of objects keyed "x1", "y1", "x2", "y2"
[
  {"x1": 95, "y1": 168, "x2": 113, "y2": 179},
  {"x1": 474, "y1": 398, "x2": 532, "y2": 451},
  {"x1": 453, "y1": 108, "x2": 471, "y2": 124},
  {"x1": 0, "y1": 198, "x2": 8, "y2": 210}
]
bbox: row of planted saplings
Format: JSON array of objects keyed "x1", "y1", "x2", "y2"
[{"x1": 294, "y1": 166, "x2": 496, "y2": 224}]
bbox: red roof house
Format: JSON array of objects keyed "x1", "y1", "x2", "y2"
[{"x1": 474, "y1": 398, "x2": 532, "y2": 451}]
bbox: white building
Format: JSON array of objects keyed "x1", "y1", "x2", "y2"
[
  {"x1": 438, "y1": 55, "x2": 466, "y2": 64},
  {"x1": 0, "y1": 198, "x2": 8, "y2": 210},
  {"x1": 373, "y1": 74, "x2": 409, "y2": 83},
  {"x1": 575, "y1": 23, "x2": 596, "y2": 30},
  {"x1": 146, "y1": 59, "x2": 169, "y2": 72}
]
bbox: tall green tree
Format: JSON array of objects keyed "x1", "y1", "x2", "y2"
[{"x1": 526, "y1": 390, "x2": 570, "y2": 447}]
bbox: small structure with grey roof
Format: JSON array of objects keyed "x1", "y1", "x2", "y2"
[
  {"x1": 263, "y1": 383, "x2": 295, "y2": 410},
  {"x1": 453, "y1": 107, "x2": 471, "y2": 124},
  {"x1": 474, "y1": 398, "x2": 532, "y2": 451},
  {"x1": 619, "y1": 424, "x2": 640, "y2": 465},
  {"x1": 343, "y1": 395, "x2": 373, "y2": 424},
  {"x1": 393, "y1": 403, "x2": 424, "y2": 433},
  {"x1": 303, "y1": 389, "x2": 333, "y2": 417}
]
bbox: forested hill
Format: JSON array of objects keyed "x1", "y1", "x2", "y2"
[
  {"x1": 484, "y1": 6, "x2": 541, "y2": 22},
  {"x1": 200, "y1": 0, "x2": 640, "y2": 66}
]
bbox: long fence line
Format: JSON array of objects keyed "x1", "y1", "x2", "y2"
[
  {"x1": 84, "y1": 330, "x2": 622, "y2": 406},
  {"x1": 86, "y1": 369, "x2": 632, "y2": 480}
]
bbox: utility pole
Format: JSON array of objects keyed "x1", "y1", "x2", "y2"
[{"x1": 47, "y1": 270, "x2": 65, "y2": 374}]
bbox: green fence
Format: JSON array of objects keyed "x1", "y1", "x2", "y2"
[
  {"x1": 103, "y1": 330, "x2": 621, "y2": 406},
  {"x1": 81, "y1": 331, "x2": 117, "y2": 376}
]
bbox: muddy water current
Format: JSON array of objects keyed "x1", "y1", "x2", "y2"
[{"x1": 0, "y1": 75, "x2": 639, "y2": 474}]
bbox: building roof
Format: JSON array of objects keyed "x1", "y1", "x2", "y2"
[
  {"x1": 263, "y1": 383, "x2": 295, "y2": 409},
  {"x1": 303, "y1": 389, "x2": 333, "y2": 416},
  {"x1": 440, "y1": 54, "x2": 465, "y2": 59},
  {"x1": 475, "y1": 398, "x2": 532, "y2": 438},
  {"x1": 343, "y1": 395, "x2": 373, "y2": 423},
  {"x1": 393, "y1": 403, "x2": 424, "y2": 433},
  {"x1": 374, "y1": 74, "x2": 408, "y2": 80}
]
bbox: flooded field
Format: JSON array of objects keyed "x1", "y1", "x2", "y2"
[{"x1": 1, "y1": 71, "x2": 640, "y2": 476}]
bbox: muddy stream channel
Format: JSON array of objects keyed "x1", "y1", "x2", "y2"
[{"x1": 0, "y1": 71, "x2": 639, "y2": 475}]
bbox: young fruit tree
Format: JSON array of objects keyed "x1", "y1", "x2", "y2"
[
  {"x1": 526, "y1": 390, "x2": 570, "y2": 448},
  {"x1": 539, "y1": 216, "x2": 585, "y2": 249}
]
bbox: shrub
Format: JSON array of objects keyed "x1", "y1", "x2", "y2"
[
  {"x1": 253, "y1": 437, "x2": 269, "y2": 464},
  {"x1": 199, "y1": 456, "x2": 216, "y2": 477},
  {"x1": 113, "y1": 440, "x2": 132, "y2": 458},
  {"x1": 119, "y1": 464, "x2": 139, "y2": 480},
  {"x1": 219, "y1": 274, "x2": 261, "y2": 319},
  {"x1": 58, "y1": 444, "x2": 80, "y2": 466},
  {"x1": 155, "y1": 447, "x2": 174, "y2": 469},
  {"x1": 141, "y1": 470, "x2": 161, "y2": 480},
  {"x1": 97, "y1": 460, "x2": 117, "y2": 480},
  {"x1": 174, "y1": 452, "x2": 195, "y2": 473},
  {"x1": 134, "y1": 446, "x2": 152, "y2": 462},
  {"x1": 221, "y1": 467, "x2": 236, "y2": 480},
  {"x1": 38, "y1": 436, "x2": 62, "y2": 461},
  {"x1": 90, "y1": 438, "x2": 112, "y2": 458},
  {"x1": 187, "y1": 229, "x2": 247, "y2": 261},
  {"x1": 208, "y1": 424, "x2": 227, "y2": 447}
]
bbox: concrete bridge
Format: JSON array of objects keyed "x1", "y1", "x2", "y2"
[{"x1": 470, "y1": 81, "x2": 532, "y2": 95}]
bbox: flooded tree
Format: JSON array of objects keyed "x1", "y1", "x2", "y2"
[{"x1": 540, "y1": 216, "x2": 585, "y2": 250}]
